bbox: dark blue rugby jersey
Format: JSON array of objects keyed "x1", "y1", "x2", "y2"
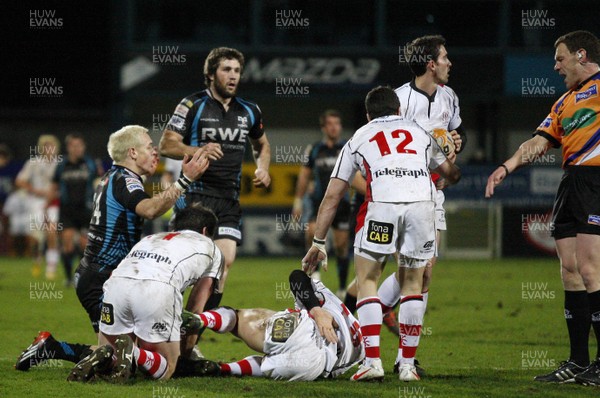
[
  {"x1": 53, "y1": 155, "x2": 99, "y2": 210},
  {"x1": 304, "y1": 139, "x2": 349, "y2": 203},
  {"x1": 166, "y1": 89, "x2": 264, "y2": 200},
  {"x1": 83, "y1": 165, "x2": 149, "y2": 271}
]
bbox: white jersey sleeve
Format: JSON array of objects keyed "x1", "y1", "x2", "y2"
[
  {"x1": 110, "y1": 230, "x2": 223, "y2": 292},
  {"x1": 330, "y1": 142, "x2": 357, "y2": 183}
]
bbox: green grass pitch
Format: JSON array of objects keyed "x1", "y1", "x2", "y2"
[{"x1": 1, "y1": 256, "x2": 598, "y2": 397}]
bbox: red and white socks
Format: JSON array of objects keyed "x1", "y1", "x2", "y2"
[
  {"x1": 398, "y1": 295, "x2": 424, "y2": 365},
  {"x1": 220, "y1": 355, "x2": 263, "y2": 377},
  {"x1": 356, "y1": 296, "x2": 382, "y2": 366},
  {"x1": 198, "y1": 307, "x2": 237, "y2": 333},
  {"x1": 133, "y1": 345, "x2": 168, "y2": 379}
]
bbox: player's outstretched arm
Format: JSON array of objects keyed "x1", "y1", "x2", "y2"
[
  {"x1": 135, "y1": 150, "x2": 209, "y2": 219},
  {"x1": 289, "y1": 270, "x2": 339, "y2": 344},
  {"x1": 302, "y1": 178, "x2": 349, "y2": 273},
  {"x1": 485, "y1": 134, "x2": 552, "y2": 198},
  {"x1": 159, "y1": 129, "x2": 223, "y2": 161}
]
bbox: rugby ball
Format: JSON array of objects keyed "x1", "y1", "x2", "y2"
[{"x1": 432, "y1": 128, "x2": 455, "y2": 156}]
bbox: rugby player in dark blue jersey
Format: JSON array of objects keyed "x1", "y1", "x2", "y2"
[
  {"x1": 292, "y1": 110, "x2": 350, "y2": 296},
  {"x1": 159, "y1": 47, "x2": 271, "y2": 314},
  {"x1": 15, "y1": 125, "x2": 209, "y2": 371}
]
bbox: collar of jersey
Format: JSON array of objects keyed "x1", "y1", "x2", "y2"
[
  {"x1": 112, "y1": 164, "x2": 142, "y2": 180},
  {"x1": 410, "y1": 79, "x2": 437, "y2": 102},
  {"x1": 575, "y1": 70, "x2": 600, "y2": 91}
]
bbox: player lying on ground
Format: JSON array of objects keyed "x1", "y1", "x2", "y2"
[{"x1": 191, "y1": 269, "x2": 364, "y2": 381}]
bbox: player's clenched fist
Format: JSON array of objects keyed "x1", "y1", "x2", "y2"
[{"x1": 253, "y1": 168, "x2": 271, "y2": 188}]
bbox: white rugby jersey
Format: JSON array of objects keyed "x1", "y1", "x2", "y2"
[
  {"x1": 395, "y1": 81, "x2": 461, "y2": 133},
  {"x1": 331, "y1": 115, "x2": 447, "y2": 203},
  {"x1": 110, "y1": 230, "x2": 223, "y2": 292}
]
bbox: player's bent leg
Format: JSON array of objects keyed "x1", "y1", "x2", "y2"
[
  {"x1": 215, "y1": 238, "x2": 237, "y2": 293},
  {"x1": 221, "y1": 355, "x2": 264, "y2": 377},
  {"x1": 235, "y1": 308, "x2": 276, "y2": 352},
  {"x1": 137, "y1": 339, "x2": 179, "y2": 380}
]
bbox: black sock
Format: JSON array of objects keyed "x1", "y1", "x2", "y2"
[
  {"x1": 47, "y1": 340, "x2": 92, "y2": 363},
  {"x1": 62, "y1": 252, "x2": 74, "y2": 281},
  {"x1": 198, "y1": 292, "x2": 223, "y2": 338},
  {"x1": 588, "y1": 290, "x2": 600, "y2": 360},
  {"x1": 204, "y1": 292, "x2": 223, "y2": 311},
  {"x1": 565, "y1": 290, "x2": 590, "y2": 366},
  {"x1": 336, "y1": 256, "x2": 349, "y2": 290},
  {"x1": 344, "y1": 292, "x2": 357, "y2": 314}
]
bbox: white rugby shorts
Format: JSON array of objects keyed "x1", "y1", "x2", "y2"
[
  {"x1": 354, "y1": 201, "x2": 436, "y2": 263},
  {"x1": 99, "y1": 277, "x2": 182, "y2": 343}
]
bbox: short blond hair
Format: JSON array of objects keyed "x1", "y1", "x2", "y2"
[
  {"x1": 107, "y1": 125, "x2": 148, "y2": 162},
  {"x1": 37, "y1": 134, "x2": 60, "y2": 154}
]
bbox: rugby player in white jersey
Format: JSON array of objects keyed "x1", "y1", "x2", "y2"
[
  {"x1": 66, "y1": 204, "x2": 224, "y2": 383},
  {"x1": 345, "y1": 35, "x2": 465, "y2": 375},
  {"x1": 190, "y1": 269, "x2": 363, "y2": 381},
  {"x1": 303, "y1": 86, "x2": 461, "y2": 381},
  {"x1": 389, "y1": 34, "x2": 465, "y2": 373}
]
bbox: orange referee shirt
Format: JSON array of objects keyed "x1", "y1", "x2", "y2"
[{"x1": 536, "y1": 71, "x2": 600, "y2": 167}]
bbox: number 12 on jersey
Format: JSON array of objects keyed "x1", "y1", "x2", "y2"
[{"x1": 369, "y1": 129, "x2": 416, "y2": 156}]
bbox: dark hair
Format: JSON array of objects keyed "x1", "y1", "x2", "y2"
[
  {"x1": 65, "y1": 133, "x2": 85, "y2": 144},
  {"x1": 203, "y1": 47, "x2": 245, "y2": 87},
  {"x1": 172, "y1": 203, "x2": 218, "y2": 237},
  {"x1": 365, "y1": 86, "x2": 400, "y2": 120},
  {"x1": 403, "y1": 35, "x2": 446, "y2": 77},
  {"x1": 555, "y1": 30, "x2": 600, "y2": 64},
  {"x1": 319, "y1": 109, "x2": 341, "y2": 127},
  {"x1": 0, "y1": 143, "x2": 11, "y2": 159}
]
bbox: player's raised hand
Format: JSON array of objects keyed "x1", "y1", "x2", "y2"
[
  {"x1": 253, "y1": 168, "x2": 271, "y2": 188},
  {"x1": 200, "y1": 142, "x2": 223, "y2": 161},
  {"x1": 301, "y1": 238, "x2": 328, "y2": 274},
  {"x1": 485, "y1": 165, "x2": 509, "y2": 198},
  {"x1": 181, "y1": 149, "x2": 209, "y2": 181},
  {"x1": 310, "y1": 307, "x2": 339, "y2": 344}
]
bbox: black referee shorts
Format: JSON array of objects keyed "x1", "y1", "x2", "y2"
[{"x1": 552, "y1": 166, "x2": 600, "y2": 239}]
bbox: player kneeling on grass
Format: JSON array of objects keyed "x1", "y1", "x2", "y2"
[
  {"x1": 67, "y1": 203, "x2": 224, "y2": 383},
  {"x1": 188, "y1": 270, "x2": 364, "y2": 381}
]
